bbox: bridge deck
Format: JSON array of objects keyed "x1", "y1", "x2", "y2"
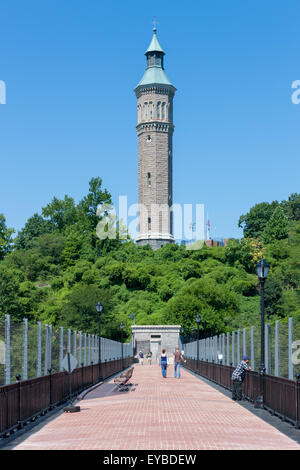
[{"x1": 8, "y1": 365, "x2": 300, "y2": 450}]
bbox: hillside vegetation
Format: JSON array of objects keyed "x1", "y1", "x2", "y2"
[{"x1": 0, "y1": 178, "x2": 299, "y2": 342}]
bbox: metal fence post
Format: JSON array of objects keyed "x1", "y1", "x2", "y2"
[
  {"x1": 88, "y1": 334, "x2": 91, "y2": 365},
  {"x1": 92, "y1": 335, "x2": 95, "y2": 364},
  {"x1": 275, "y1": 320, "x2": 279, "y2": 377},
  {"x1": 237, "y1": 330, "x2": 240, "y2": 364},
  {"x1": 226, "y1": 332, "x2": 230, "y2": 366},
  {"x1": 96, "y1": 336, "x2": 98, "y2": 363},
  {"x1": 44, "y1": 325, "x2": 49, "y2": 376},
  {"x1": 289, "y1": 317, "x2": 294, "y2": 380},
  {"x1": 67, "y1": 329, "x2": 71, "y2": 354},
  {"x1": 232, "y1": 332, "x2": 235, "y2": 367},
  {"x1": 37, "y1": 321, "x2": 42, "y2": 378},
  {"x1": 23, "y1": 318, "x2": 28, "y2": 381},
  {"x1": 48, "y1": 325, "x2": 52, "y2": 372},
  {"x1": 5, "y1": 314, "x2": 11, "y2": 385},
  {"x1": 73, "y1": 330, "x2": 77, "y2": 362},
  {"x1": 251, "y1": 326, "x2": 255, "y2": 372},
  {"x1": 79, "y1": 332, "x2": 82, "y2": 367},
  {"x1": 59, "y1": 327, "x2": 64, "y2": 372},
  {"x1": 243, "y1": 328, "x2": 246, "y2": 357},
  {"x1": 265, "y1": 324, "x2": 270, "y2": 375},
  {"x1": 84, "y1": 333, "x2": 87, "y2": 366}
]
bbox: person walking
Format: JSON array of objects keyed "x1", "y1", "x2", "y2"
[
  {"x1": 173, "y1": 347, "x2": 186, "y2": 379},
  {"x1": 232, "y1": 355, "x2": 251, "y2": 401},
  {"x1": 139, "y1": 350, "x2": 144, "y2": 365},
  {"x1": 159, "y1": 349, "x2": 168, "y2": 378},
  {"x1": 146, "y1": 351, "x2": 152, "y2": 365}
]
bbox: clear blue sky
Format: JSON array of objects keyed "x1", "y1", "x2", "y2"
[{"x1": 0, "y1": 0, "x2": 299, "y2": 240}]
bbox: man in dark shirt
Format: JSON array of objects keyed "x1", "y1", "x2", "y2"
[
  {"x1": 173, "y1": 347, "x2": 186, "y2": 379},
  {"x1": 232, "y1": 356, "x2": 251, "y2": 401}
]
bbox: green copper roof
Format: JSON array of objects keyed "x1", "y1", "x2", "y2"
[
  {"x1": 145, "y1": 28, "x2": 165, "y2": 54},
  {"x1": 135, "y1": 28, "x2": 175, "y2": 89},
  {"x1": 137, "y1": 67, "x2": 172, "y2": 87}
]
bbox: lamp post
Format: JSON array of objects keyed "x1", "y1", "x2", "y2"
[
  {"x1": 255, "y1": 257, "x2": 270, "y2": 408},
  {"x1": 196, "y1": 314, "x2": 200, "y2": 369},
  {"x1": 96, "y1": 301, "x2": 103, "y2": 381},
  {"x1": 120, "y1": 322, "x2": 124, "y2": 369},
  {"x1": 129, "y1": 312, "x2": 136, "y2": 355},
  {"x1": 181, "y1": 327, "x2": 184, "y2": 345}
]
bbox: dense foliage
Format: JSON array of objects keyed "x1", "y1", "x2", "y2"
[{"x1": 0, "y1": 179, "x2": 299, "y2": 342}]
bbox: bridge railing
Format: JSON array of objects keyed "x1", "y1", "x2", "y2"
[
  {"x1": 0, "y1": 356, "x2": 134, "y2": 438},
  {"x1": 182, "y1": 317, "x2": 300, "y2": 380},
  {"x1": 0, "y1": 315, "x2": 133, "y2": 386},
  {"x1": 184, "y1": 358, "x2": 300, "y2": 427}
]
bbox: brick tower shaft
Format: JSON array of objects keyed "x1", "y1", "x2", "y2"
[{"x1": 134, "y1": 28, "x2": 176, "y2": 250}]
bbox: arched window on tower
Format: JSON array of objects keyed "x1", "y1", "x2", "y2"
[
  {"x1": 138, "y1": 105, "x2": 141, "y2": 123},
  {"x1": 157, "y1": 101, "x2": 161, "y2": 119},
  {"x1": 143, "y1": 102, "x2": 148, "y2": 121},
  {"x1": 161, "y1": 102, "x2": 166, "y2": 120},
  {"x1": 149, "y1": 102, "x2": 153, "y2": 119},
  {"x1": 155, "y1": 54, "x2": 161, "y2": 67}
]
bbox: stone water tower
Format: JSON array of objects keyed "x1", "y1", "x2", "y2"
[{"x1": 134, "y1": 27, "x2": 176, "y2": 250}]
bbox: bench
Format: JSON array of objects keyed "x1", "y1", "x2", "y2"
[{"x1": 113, "y1": 367, "x2": 134, "y2": 392}]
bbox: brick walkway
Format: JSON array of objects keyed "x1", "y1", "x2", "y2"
[{"x1": 9, "y1": 365, "x2": 300, "y2": 450}]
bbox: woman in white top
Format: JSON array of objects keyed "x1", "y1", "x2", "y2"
[{"x1": 159, "y1": 349, "x2": 168, "y2": 378}]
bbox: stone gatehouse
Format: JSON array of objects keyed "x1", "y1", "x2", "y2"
[{"x1": 131, "y1": 325, "x2": 181, "y2": 364}]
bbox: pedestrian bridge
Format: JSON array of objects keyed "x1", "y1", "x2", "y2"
[{"x1": 2, "y1": 363, "x2": 299, "y2": 450}]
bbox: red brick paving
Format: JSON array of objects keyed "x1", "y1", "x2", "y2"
[{"x1": 10, "y1": 365, "x2": 300, "y2": 450}]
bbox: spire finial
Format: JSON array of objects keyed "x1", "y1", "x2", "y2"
[{"x1": 153, "y1": 17, "x2": 157, "y2": 33}]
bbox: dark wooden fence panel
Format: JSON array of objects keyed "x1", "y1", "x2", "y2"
[{"x1": 0, "y1": 357, "x2": 134, "y2": 437}]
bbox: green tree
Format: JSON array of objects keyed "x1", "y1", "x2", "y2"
[
  {"x1": 162, "y1": 277, "x2": 240, "y2": 335},
  {"x1": 77, "y1": 177, "x2": 112, "y2": 231},
  {"x1": 264, "y1": 277, "x2": 284, "y2": 318},
  {"x1": 0, "y1": 266, "x2": 21, "y2": 318},
  {"x1": 62, "y1": 227, "x2": 83, "y2": 266},
  {"x1": 225, "y1": 238, "x2": 263, "y2": 272},
  {"x1": 42, "y1": 195, "x2": 77, "y2": 231},
  {"x1": 59, "y1": 284, "x2": 114, "y2": 336},
  {"x1": 262, "y1": 206, "x2": 289, "y2": 244},
  {"x1": 281, "y1": 193, "x2": 300, "y2": 221},
  {"x1": 14, "y1": 213, "x2": 54, "y2": 250},
  {"x1": 0, "y1": 214, "x2": 14, "y2": 260},
  {"x1": 238, "y1": 201, "x2": 279, "y2": 239}
]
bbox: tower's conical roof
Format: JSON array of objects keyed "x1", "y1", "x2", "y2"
[
  {"x1": 137, "y1": 68, "x2": 172, "y2": 87},
  {"x1": 135, "y1": 27, "x2": 175, "y2": 90},
  {"x1": 145, "y1": 28, "x2": 165, "y2": 54}
]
